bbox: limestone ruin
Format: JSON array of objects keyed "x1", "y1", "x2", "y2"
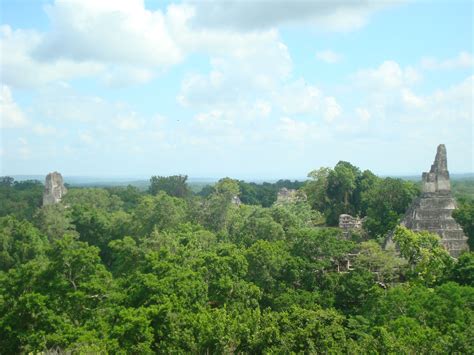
[
  {"x1": 388, "y1": 144, "x2": 468, "y2": 257},
  {"x1": 339, "y1": 214, "x2": 365, "y2": 237},
  {"x1": 43, "y1": 172, "x2": 67, "y2": 206},
  {"x1": 275, "y1": 188, "x2": 307, "y2": 204},
  {"x1": 231, "y1": 195, "x2": 242, "y2": 206}
]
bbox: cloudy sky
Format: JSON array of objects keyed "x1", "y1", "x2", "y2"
[{"x1": 1, "y1": 0, "x2": 472, "y2": 179}]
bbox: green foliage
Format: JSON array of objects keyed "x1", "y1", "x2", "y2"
[
  {"x1": 452, "y1": 178, "x2": 474, "y2": 201},
  {"x1": 34, "y1": 203, "x2": 77, "y2": 240},
  {"x1": 63, "y1": 188, "x2": 124, "y2": 212},
  {"x1": 366, "y1": 282, "x2": 474, "y2": 353},
  {"x1": 304, "y1": 165, "x2": 419, "y2": 240},
  {"x1": 393, "y1": 226, "x2": 454, "y2": 285},
  {"x1": 0, "y1": 235, "x2": 114, "y2": 353},
  {"x1": 326, "y1": 161, "x2": 360, "y2": 223},
  {"x1": 133, "y1": 192, "x2": 187, "y2": 236},
  {"x1": 232, "y1": 210, "x2": 285, "y2": 246},
  {"x1": 0, "y1": 216, "x2": 48, "y2": 271},
  {"x1": 238, "y1": 179, "x2": 305, "y2": 207},
  {"x1": 304, "y1": 167, "x2": 331, "y2": 213},
  {"x1": 363, "y1": 178, "x2": 419, "y2": 238},
  {"x1": 149, "y1": 175, "x2": 190, "y2": 198},
  {"x1": 353, "y1": 240, "x2": 406, "y2": 283},
  {"x1": 0, "y1": 177, "x2": 43, "y2": 221},
  {"x1": 450, "y1": 252, "x2": 474, "y2": 286},
  {"x1": 335, "y1": 269, "x2": 378, "y2": 314},
  {"x1": 1, "y1": 173, "x2": 473, "y2": 353},
  {"x1": 245, "y1": 240, "x2": 290, "y2": 299},
  {"x1": 203, "y1": 178, "x2": 240, "y2": 233},
  {"x1": 106, "y1": 185, "x2": 143, "y2": 211},
  {"x1": 251, "y1": 306, "x2": 349, "y2": 353},
  {"x1": 453, "y1": 198, "x2": 474, "y2": 250}
]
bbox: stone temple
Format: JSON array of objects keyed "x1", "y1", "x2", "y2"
[
  {"x1": 391, "y1": 144, "x2": 468, "y2": 257},
  {"x1": 43, "y1": 172, "x2": 67, "y2": 206}
]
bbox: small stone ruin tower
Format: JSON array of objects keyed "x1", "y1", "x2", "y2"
[
  {"x1": 395, "y1": 144, "x2": 468, "y2": 257},
  {"x1": 43, "y1": 171, "x2": 67, "y2": 206}
]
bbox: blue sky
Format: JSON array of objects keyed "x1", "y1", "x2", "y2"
[{"x1": 1, "y1": 0, "x2": 472, "y2": 179}]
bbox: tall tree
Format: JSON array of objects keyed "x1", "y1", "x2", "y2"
[
  {"x1": 149, "y1": 175, "x2": 190, "y2": 198},
  {"x1": 452, "y1": 199, "x2": 474, "y2": 250}
]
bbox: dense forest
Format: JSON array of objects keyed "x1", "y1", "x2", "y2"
[{"x1": 0, "y1": 161, "x2": 473, "y2": 353}]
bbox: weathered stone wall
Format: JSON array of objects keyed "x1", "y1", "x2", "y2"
[
  {"x1": 339, "y1": 214, "x2": 363, "y2": 230},
  {"x1": 339, "y1": 214, "x2": 365, "y2": 238},
  {"x1": 43, "y1": 172, "x2": 67, "y2": 206},
  {"x1": 421, "y1": 144, "x2": 451, "y2": 194},
  {"x1": 275, "y1": 188, "x2": 307, "y2": 204}
]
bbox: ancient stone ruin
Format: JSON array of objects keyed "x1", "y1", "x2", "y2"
[
  {"x1": 275, "y1": 188, "x2": 307, "y2": 204},
  {"x1": 390, "y1": 144, "x2": 468, "y2": 257},
  {"x1": 43, "y1": 172, "x2": 67, "y2": 206},
  {"x1": 231, "y1": 195, "x2": 242, "y2": 206},
  {"x1": 339, "y1": 214, "x2": 365, "y2": 237}
]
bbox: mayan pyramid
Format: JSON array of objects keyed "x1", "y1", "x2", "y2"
[{"x1": 398, "y1": 144, "x2": 468, "y2": 257}]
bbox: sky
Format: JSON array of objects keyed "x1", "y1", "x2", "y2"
[{"x1": 0, "y1": 0, "x2": 473, "y2": 179}]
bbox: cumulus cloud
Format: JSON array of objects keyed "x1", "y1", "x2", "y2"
[
  {"x1": 272, "y1": 79, "x2": 342, "y2": 121},
  {"x1": 277, "y1": 116, "x2": 327, "y2": 142},
  {"x1": 178, "y1": 33, "x2": 291, "y2": 108},
  {"x1": 117, "y1": 112, "x2": 145, "y2": 130},
  {"x1": 355, "y1": 107, "x2": 371, "y2": 123},
  {"x1": 352, "y1": 60, "x2": 472, "y2": 135},
  {"x1": 101, "y1": 66, "x2": 155, "y2": 87},
  {"x1": 34, "y1": 0, "x2": 182, "y2": 67},
  {"x1": 0, "y1": 85, "x2": 29, "y2": 128},
  {"x1": 428, "y1": 75, "x2": 473, "y2": 122},
  {"x1": 33, "y1": 123, "x2": 58, "y2": 135},
  {"x1": 1, "y1": 0, "x2": 393, "y2": 89},
  {"x1": 316, "y1": 49, "x2": 342, "y2": 63},
  {"x1": 17, "y1": 137, "x2": 31, "y2": 159},
  {"x1": 353, "y1": 60, "x2": 421, "y2": 89},
  {"x1": 401, "y1": 88, "x2": 425, "y2": 109},
  {"x1": 421, "y1": 51, "x2": 473, "y2": 71},
  {"x1": 1, "y1": 1, "x2": 301, "y2": 89},
  {"x1": 79, "y1": 132, "x2": 94, "y2": 145},
  {"x1": 0, "y1": 25, "x2": 103, "y2": 88},
  {"x1": 190, "y1": 0, "x2": 391, "y2": 32}
]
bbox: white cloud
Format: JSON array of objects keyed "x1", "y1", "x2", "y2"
[
  {"x1": 355, "y1": 107, "x2": 371, "y2": 122},
  {"x1": 1, "y1": 0, "x2": 393, "y2": 89},
  {"x1": 273, "y1": 79, "x2": 342, "y2": 121},
  {"x1": 117, "y1": 112, "x2": 144, "y2": 130},
  {"x1": 34, "y1": 0, "x2": 182, "y2": 67},
  {"x1": 401, "y1": 88, "x2": 425, "y2": 109},
  {"x1": 17, "y1": 137, "x2": 31, "y2": 159},
  {"x1": 353, "y1": 60, "x2": 421, "y2": 89},
  {"x1": 338, "y1": 61, "x2": 471, "y2": 146},
  {"x1": 352, "y1": 61, "x2": 472, "y2": 133},
  {"x1": 253, "y1": 100, "x2": 272, "y2": 118},
  {"x1": 0, "y1": 85, "x2": 29, "y2": 128},
  {"x1": 421, "y1": 51, "x2": 473, "y2": 70},
  {"x1": 101, "y1": 66, "x2": 155, "y2": 87},
  {"x1": 429, "y1": 75, "x2": 473, "y2": 122},
  {"x1": 191, "y1": 1, "x2": 391, "y2": 32},
  {"x1": 1, "y1": 2, "x2": 181, "y2": 88},
  {"x1": 324, "y1": 97, "x2": 342, "y2": 122},
  {"x1": 178, "y1": 33, "x2": 291, "y2": 108},
  {"x1": 277, "y1": 117, "x2": 326, "y2": 141},
  {"x1": 79, "y1": 132, "x2": 94, "y2": 145},
  {"x1": 316, "y1": 49, "x2": 342, "y2": 63},
  {"x1": 195, "y1": 110, "x2": 232, "y2": 128},
  {"x1": 1, "y1": 2, "x2": 294, "y2": 89},
  {"x1": 0, "y1": 25, "x2": 104, "y2": 88},
  {"x1": 33, "y1": 123, "x2": 57, "y2": 135}
]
